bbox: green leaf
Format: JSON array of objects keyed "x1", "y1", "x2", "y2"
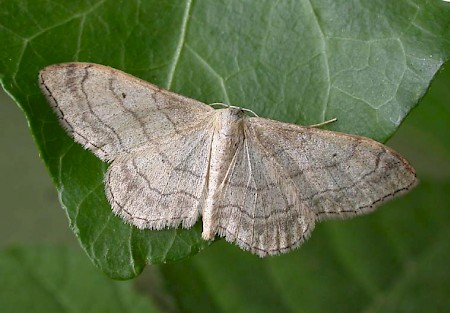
[
  {"x1": 0, "y1": 245, "x2": 159, "y2": 313},
  {"x1": 0, "y1": 0, "x2": 449, "y2": 279}
]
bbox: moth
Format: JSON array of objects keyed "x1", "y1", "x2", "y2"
[{"x1": 39, "y1": 63, "x2": 417, "y2": 257}]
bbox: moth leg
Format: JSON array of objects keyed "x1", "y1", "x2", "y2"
[{"x1": 307, "y1": 118, "x2": 337, "y2": 128}]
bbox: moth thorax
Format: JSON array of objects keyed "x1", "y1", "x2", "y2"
[{"x1": 215, "y1": 108, "x2": 245, "y2": 136}]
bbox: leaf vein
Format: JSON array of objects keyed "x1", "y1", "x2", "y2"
[{"x1": 166, "y1": 0, "x2": 194, "y2": 89}]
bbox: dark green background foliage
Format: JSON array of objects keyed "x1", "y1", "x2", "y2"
[{"x1": 0, "y1": 0, "x2": 449, "y2": 312}]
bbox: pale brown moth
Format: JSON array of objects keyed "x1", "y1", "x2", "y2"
[{"x1": 39, "y1": 63, "x2": 417, "y2": 257}]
